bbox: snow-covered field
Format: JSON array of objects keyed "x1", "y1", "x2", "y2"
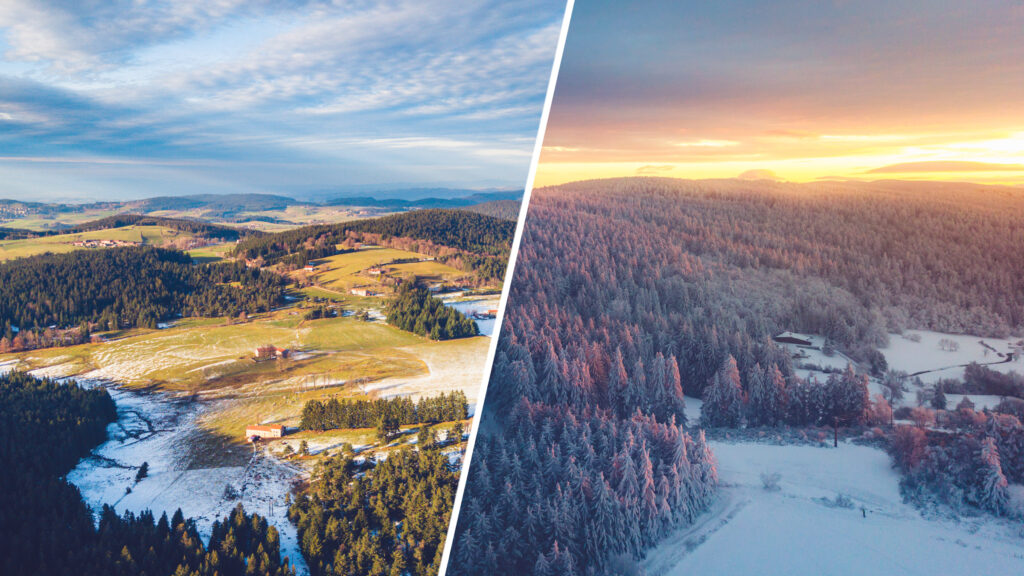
[
  {"x1": 945, "y1": 394, "x2": 1004, "y2": 411},
  {"x1": 65, "y1": 382, "x2": 310, "y2": 575},
  {"x1": 881, "y1": 330, "x2": 1024, "y2": 384},
  {"x1": 644, "y1": 441, "x2": 1024, "y2": 576}
]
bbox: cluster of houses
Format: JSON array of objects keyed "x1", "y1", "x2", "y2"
[{"x1": 71, "y1": 239, "x2": 141, "y2": 248}]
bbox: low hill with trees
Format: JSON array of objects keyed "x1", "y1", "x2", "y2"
[
  {"x1": 0, "y1": 246, "x2": 285, "y2": 342},
  {"x1": 231, "y1": 209, "x2": 514, "y2": 280}
]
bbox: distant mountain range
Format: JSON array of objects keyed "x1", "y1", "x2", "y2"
[
  {"x1": 0, "y1": 190, "x2": 522, "y2": 225},
  {"x1": 323, "y1": 190, "x2": 522, "y2": 209}
]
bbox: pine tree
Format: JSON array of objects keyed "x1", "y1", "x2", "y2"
[{"x1": 701, "y1": 356, "x2": 744, "y2": 427}]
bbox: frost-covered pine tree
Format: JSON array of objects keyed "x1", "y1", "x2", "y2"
[
  {"x1": 701, "y1": 356, "x2": 745, "y2": 427},
  {"x1": 977, "y1": 437, "x2": 1010, "y2": 515},
  {"x1": 747, "y1": 363, "x2": 788, "y2": 426}
]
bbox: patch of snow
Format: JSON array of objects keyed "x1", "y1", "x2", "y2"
[
  {"x1": 0, "y1": 362, "x2": 17, "y2": 377},
  {"x1": 67, "y1": 384, "x2": 310, "y2": 575},
  {"x1": 881, "y1": 330, "x2": 1024, "y2": 384},
  {"x1": 644, "y1": 441, "x2": 1024, "y2": 576},
  {"x1": 945, "y1": 394, "x2": 1004, "y2": 411}
]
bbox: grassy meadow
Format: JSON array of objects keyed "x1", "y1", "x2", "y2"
[{"x1": 0, "y1": 225, "x2": 195, "y2": 261}]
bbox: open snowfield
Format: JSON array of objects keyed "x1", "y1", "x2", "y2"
[
  {"x1": 66, "y1": 383, "x2": 310, "y2": 575},
  {"x1": 881, "y1": 330, "x2": 1024, "y2": 384},
  {"x1": 645, "y1": 441, "x2": 1024, "y2": 576}
]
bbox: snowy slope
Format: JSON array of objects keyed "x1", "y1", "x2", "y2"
[
  {"x1": 66, "y1": 382, "x2": 310, "y2": 575},
  {"x1": 645, "y1": 442, "x2": 1024, "y2": 576}
]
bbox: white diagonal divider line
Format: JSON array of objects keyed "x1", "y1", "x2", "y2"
[{"x1": 436, "y1": 0, "x2": 576, "y2": 573}]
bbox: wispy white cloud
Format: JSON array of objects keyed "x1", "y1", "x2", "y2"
[{"x1": 0, "y1": 0, "x2": 564, "y2": 199}]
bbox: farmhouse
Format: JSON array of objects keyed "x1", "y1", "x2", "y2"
[
  {"x1": 773, "y1": 331, "x2": 814, "y2": 346},
  {"x1": 367, "y1": 266, "x2": 388, "y2": 275},
  {"x1": 245, "y1": 424, "x2": 284, "y2": 441},
  {"x1": 253, "y1": 345, "x2": 290, "y2": 361},
  {"x1": 303, "y1": 265, "x2": 317, "y2": 272},
  {"x1": 350, "y1": 287, "x2": 376, "y2": 297}
]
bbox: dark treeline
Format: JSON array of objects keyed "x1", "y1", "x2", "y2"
[
  {"x1": 0, "y1": 246, "x2": 285, "y2": 336},
  {"x1": 60, "y1": 214, "x2": 255, "y2": 240},
  {"x1": 231, "y1": 209, "x2": 513, "y2": 278},
  {"x1": 290, "y1": 447, "x2": 457, "y2": 576},
  {"x1": 386, "y1": 284, "x2": 479, "y2": 340},
  {"x1": 300, "y1": 391, "x2": 469, "y2": 431},
  {"x1": 0, "y1": 226, "x2": 40, "y2": 240},
  {"x1": 700, "y1": 357, "x2": 872, "y2": 428},
  {"x1": 0, "y1": 371, "x2": 295, "y2": 575}
]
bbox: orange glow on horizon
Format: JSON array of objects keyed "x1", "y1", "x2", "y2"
[{"x1": 533, "y1": 132, "x2": 1024, "y2": 188}]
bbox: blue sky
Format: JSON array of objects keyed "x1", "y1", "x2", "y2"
[{"x1": 0, "y1": 0, "x2": 565, "y2": 201}]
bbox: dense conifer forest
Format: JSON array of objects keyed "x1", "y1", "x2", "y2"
[
  {"x1": 300, "y1": 391, "x2": 468, "y2": 431},
  {"x1": 289, "y1": 447, "x2": 458, "y2": 576},
  {"x1": 450, "y1": 178, "x2": 1024, "y2": 574},
  {"x1": 385, "y1": 284, "x2": 479, "y2": 340},
  {"x1": 0, "y1": 246, "x2": 285, "y2": 337},
  {"x1": 0, "y1": 371, "x2": 295, "y2": 575}
]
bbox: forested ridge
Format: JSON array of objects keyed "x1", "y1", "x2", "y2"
[
  {"x1": 0, "y1": 371, "x2": 295, "y2": 575},
  {"x1": 0, "y1": 246, "x2": 285, "y2": 335},
  {"x1": 290, "y1": 447, "x2": 458, "y2": 576},
  {"x1": 231, "y1": 209, "x2": 514, "y2": 279},
  {"x1": 61, "y1": 214, "x2": 257, "y2": 239},
  {"x1": 555, "y1": 178, "x2": 1024, "y2": 337}
]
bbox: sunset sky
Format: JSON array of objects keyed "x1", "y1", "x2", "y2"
[
  {"x1": 0, "y1": 1, "x2": 563, "y2": 201},
  {"x1": 537, "y1": 0, "x2": 1024, "y2": 187}
]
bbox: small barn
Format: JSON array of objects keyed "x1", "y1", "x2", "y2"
[
  {"x1": 773, "y1": 331, "x2": 814, "y2": 346},
  {"x1": 253, "y1": 345, "x2": 290, "y2": 361},
  {"x1": 245, "y1": 424, "x2": 285, "y2": 441}
]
